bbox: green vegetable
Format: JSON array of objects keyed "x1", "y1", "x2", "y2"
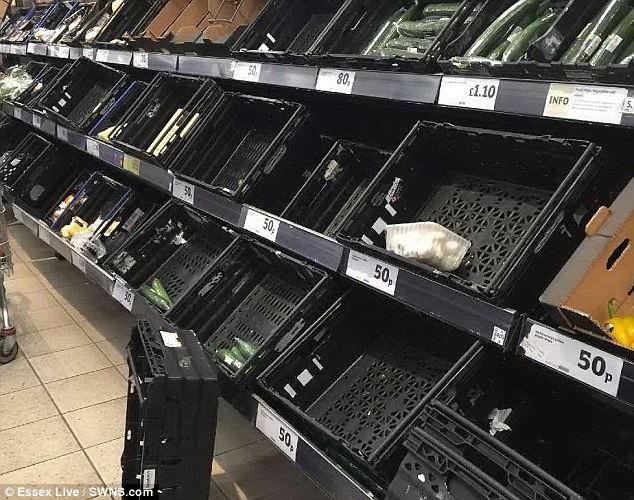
[
  {"x1": 377, "y1": 47, "x2": 429, "y2": 58},
  {"x1": 590, "y1": 8, "x2": 634, "y2": 66},
  {"x1": 465, "y1": 0, "x2": 542, "y2": 57},
  {"x1": 151, "y1": 277, "x2": 173, "y2": 306},
  {"x1": 216, "y1": 349, "x2": 244, "y2": 371},
  {"x1": 363, "y1": 6, "x2": 417, "y2": 55},
  {"x1": 571, "y1": 0, "x2": 629, "y2": 63},
  {"x1": 396, "y1": 17, "x2": 451, "y2": 38},
  {"x1": 230, "y1": 346, "x2": 247, "y2": 364},
  {"x1": 421, "y1": 3, "x2": 461, "y2": 17},
  {"x1": 488, "y1": 10, "x2": 543, "y2": 60},
  {"x1": 618, "y1": 38, "x2": 634, "y2": 64},
  {"x1": 385, "y1": 36, "x2": 435, "y2": 50},
  {"x1": 561, "y1": 21, "x2": 595, "y2": 63},
  {"x1": 139, "y1": 285, "x2": 171, "y2": 311},
  {"x1": 502, "y1": 11, "x2": 556, "y2": 62},
  {"x1": 235, "y1": 337, "x2": 258, "y2": 359}
]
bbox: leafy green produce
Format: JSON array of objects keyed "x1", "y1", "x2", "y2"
[
  {"x1": 465, "y1": 0, "x2": 542, "y2": 57},
  {"x1": 571, "y1": 0, "x2": 628, "y2": 63},
  {"x1": 590, "y1": 8, "x2": 634, "y2": 66},
  {"x1": 502, "y1": 11, "x2": 556, "y2": 62}
]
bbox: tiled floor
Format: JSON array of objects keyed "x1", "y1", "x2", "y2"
[{"x1": 0, "y1": 222, "x2": 329, "y2": 500}]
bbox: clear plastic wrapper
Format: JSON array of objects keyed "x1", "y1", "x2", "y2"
[{"x1": 0, "y1": 66, "x2": 33, "y2": 103}]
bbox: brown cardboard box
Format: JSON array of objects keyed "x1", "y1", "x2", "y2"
[
  {"x1": 541, "y1": 176, "x2": 634, "y2": 340},
  {"x1": 144, "y1": 0, "x2": 192, "y2": 39}
]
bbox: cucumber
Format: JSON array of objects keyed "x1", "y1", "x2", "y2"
[
  {"x1": 378, "y1": 47, "x2": 429, "y2": 58},
  {"x1": 385, "y1": 36, "x2": 435, "y2": 50},
  {"x1": 561, "y1": 21, "x2": 594, "y2": 63},
  {"x1": 139, "y1": 285, "x2": 171, "y2": 311},
  {"x1": 590, "y1": 8, "x2": 634, "y2": 67},
  {"x1": 572, "y1": 0, "x2": 629, "y2": 63},
  {"x1": 619, "y1": 38, "x2": 634, "y2": 64},
  {"x1": 363, "y1": 6, "x2": 417, "y2": 55},
  {"x1": 421, "y1": 2, "x2": 461, "y2": 17},
  {"x1": 465, "y1": 0, "x2": 542, "y2": 57},
  {"x1": 215, "y1": 349, "x2": 243, "y2": 371},
  {"x1": 502, "y1": 11, "x2": 556, "y2": 62},
  {"x1": 488, "y1": 10, "x2": 542, "y2": 60},
  {"x1": 235, "y1": 337, "x2": 258, "y2": 359},
  {"x1": 396, "y1": 17, "x2": 451, "y2": 38},
  {"x1": 230, "y1": 346, "x2": 247, "y2": 364},
  {"x1": 151, "y1": 277, "x2": 173, "y2": 306}
]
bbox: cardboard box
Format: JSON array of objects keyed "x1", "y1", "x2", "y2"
[{"x1": 541, "y1": 176, "x2": 634, "y2": 340}]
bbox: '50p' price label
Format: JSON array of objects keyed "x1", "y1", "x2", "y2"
[
  {"x1": 439, "y1": 76, "x2": 500, "y2": 110},
  {"x1": 233, "y1": 61, "x2": 261, "y2": 82},
  {"x1": 243, "y1": 208, "x2": 280, "y2": 243},
  {"x1": 112, "y1": 279, "x2": 134, "y2": 312},
  {"x1": 256, "y1": 403, "x2": 299, "y2": 461},
  {"x1": 346, "y1": 250, "x2": 399, "y2": 296},
  {"x1": 172, "y1": 179, "x2": 195, "y2": 205}
]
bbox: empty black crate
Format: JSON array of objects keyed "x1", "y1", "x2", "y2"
[
  {"x1": 49, "y1": 172, "x2": 131, "y2": 238},
  {"x1": 109, "y1": 74, "x2": 221, "y2": 168},
  {"x1": 38, "y1": 58, "x2": 130, "y2": 132},
  {"x1": 398, "y1": 346, "x2": 634, "y2": 500},
  {"x1": 93, "y1": 0, "x2": 159, "y2": 44},
  {"x1": 337, "y1": 121, "x2": 602, "y2": 304},
  {"x1": 232, "y1": 0, "x2": 350, "y2": 57},
  {"x1": 104, "y1": 200, "x2": 238, "y2": 312},
  {"x1": 258, "y1": 290, "x2": 479, "y2": 470},
  {"x1": 12, "y1": 145, "x2": 82, "y2": 218},
  {"x1": 170, "y1": 93, "x2": 306, "y2": 203},
  {"x1": 15, "y1": 64, "x2": 64, "y2": 108},
  {"x1": 282, "y1": 140, "x2": 393, "y2": 236},
  {"x1": 168, "y1": 238, "x2": 335, "y2": 382},
  {"x1": 0, "y1": 117, "x2": 31, "y2": 156},
  {"x1": 123, "y1": 321, "x2": 217, "y2": 499},
  {"x1": 0, "y1": 133, "x2": 54, "y2": 192},
  {"x1": 89, "y1": 81, "x2": 148, "y2": 139}
]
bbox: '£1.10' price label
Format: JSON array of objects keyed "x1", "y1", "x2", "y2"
[{"x1": 438, "y1": 76, "x2": 500, "y2": 111}]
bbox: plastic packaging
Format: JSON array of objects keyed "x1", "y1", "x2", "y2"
[
  {"x1": 0, "y1": 66, "x2": 33, "y2": 103},
  {"x1": 385, "y1": 222, "x2": 471, "y2": 272}
]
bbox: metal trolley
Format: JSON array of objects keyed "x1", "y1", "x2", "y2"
[{"x1": 0, "y1": 199, "x2": 17, "y2": 364}]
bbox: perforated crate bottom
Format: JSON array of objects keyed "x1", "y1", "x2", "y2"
[
  {"x1": 307, "y1": 335, "x2": 452, "y2": 461},
  {"x1": 66, "y1": 85, "x2": 110, "y2": 124},
  {"x1": 287, "y1": 13, "x2": 332, "y2": 53},
  {"x1": 415, "y1": 173, "x2": 551, "y2": 292},
  {"x1": 204, "y1": 272, "x2": 307, "y2": 353}
]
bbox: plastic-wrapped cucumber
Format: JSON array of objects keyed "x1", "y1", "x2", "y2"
[
  {"x1": 619, "y1": 38, "x2": 634, "y2": 64},
  {"x1": 151, "y1": 277, "x2": 173, "y2": 306},
  {"x1": 572, "y1": 0, "x2": 628, "y2": 63},
  {"x1": 139, "y1": 285, "x2": 171, "y2": 311},
  {"x1": 378, "y1": 47, "x2": 429, "y2": 58},
  {"x1": 421, "y1": 2, "x2": 461, "y2": 17},
  {"x1": 487, "y1": 9, "x2": 543, "y2": 60},
  {"x1": 385, "y1": 36, "x2": 435, "y2": 50},
  {"x1": 396, "y1": 17, "x2": 451, "y2": 37},
  {"x1": 502, "y1": 11, "x2": 556, "y2": 62},
  {"x1": 216, "y1": 349, "x2": 243, "y2": 371},
  {"x1": 590, "y1": 8, "x2": 634, "y2": 66},
  {"x1": 235, "y1": 337, "x2": 258, "y2": 359},
  {"x1": 561, "y1": 21, "x2": 594, "y2": 63},
  {"x1": 465, "y1": 0, "x2": 541, "y2": 57},
  {"x1": 363, "y1": 5, "x2": 417, "y2": 55}
]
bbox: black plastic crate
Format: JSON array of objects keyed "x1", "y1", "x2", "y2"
[
  {"x1": 14, "y1": 64, "x2": 64, "y2": 108},
  {"x1": 231, "y1": 0, "x2": 351, "y2": 59},
  {"x1": 104, "y1": 200, "x2": 238, "y2": 312},
  {"x1": 45, "y1": 170, "x2": 93, "y2": 227},
  {"x1": 2, "y1": 3, "x2": 52, "y2": 43},
  {"x1": 12, "y1": 145, "x2": 82, "y2": 219},
  {"x1": 168, "y1": 238, "x2": 337, "y2": 382},
  {"x1": 30, "y1": 1, "x2": 75, "y2": 43},
  {"x1": 258, "y1": 289, "x2": 479, "y2": 475},
  {"x1": 337, "y1": 121, "x2": 602, "y2": 305},
  {"x1": 170, "y1": 93, "x2": 307, "y2": 204},
  {"x1": 48, "y1": 172, "x2": 132, "y2": 239},
  {"x1": 58, "y1": 1, "x2": 100, "y2": 44},
  {"x1": 281, "y1": 140, "x2": 393, "y2": 236},
  {"x1": 109, "y1": 74, "x2": 221, "y2": 168},
  {"x1": 0, "y1": 7, "x2": 33, "y2": 41},
  {"x1": 395, "y1": 346, "x2": 634, "y2": 500},
  {"x1": 93, "y1": 0, "x2": 162, "y2": 44},
  {"x1": 0, "y1": 133, "x2": 55, "y2": 193},
  {"x1": 37, "y1": 58, "x2": 130, "y2": 133},
  {"x1": 0, "y1": 117, "x2": 31, "y2": 156},
  {"x1": 123, "y1": 321, "x2": 217, "y2": 499},
  {"x1": 88, "y1": 81, "x2": 148, "y2": 140}
]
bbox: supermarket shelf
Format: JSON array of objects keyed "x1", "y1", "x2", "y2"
[
  {"x1": 518, "y1": 318, "x2": 634, "y2": 411},
  {"x1": 3, "y1": 100, "x2": 519, "y2": 349},
  {"x1": 8, "y1": 200, "x2": 375, "y2": 500}
]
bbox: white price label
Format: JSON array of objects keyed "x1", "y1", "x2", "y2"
[
  {"x1": 57, "y1": 46, "x2": 70, "y2": 58},
  {"x1": 315, "y1": 68, "x2": 356, "y2": 94},
  {"x1": 438, "y1": 76, "x2": 500, "y2": 110},
  {"x1": 172, "y1": 179, "x2": 195, "y2": 205},
  {"x1": 142, "y1": 469, "x2": 155, "y2": 490},
  {"x1": 13, "y1": 107, "x2": 22, "y2": 120},
  {"x1": 243, "y1": 208, "x2": 280, "y2": 242},
  {"x1": 543, "y1": 83, "x2": 628, "y2": 125},
  {"x1": 112, "y1": 279, "x2": 135, "y2": 312},
  {"x1": 346, "y1": 250, "x2": 399, "y2": 296},
  {"x1": 38, "y1": 222, "x2": 50, "y2": 244},
  {"x1": 71, "y1": 252, "x2": 86, "y2": 274},
  {"x1": 256, "y1": 404, "x2": 299, "y2": 461},
  {"x1": 32, "y1": 115, "x2": 42, "y2": 129},
  {"x1": 160, "y1": 331, "x2": 182, "y2": 348},
  {"x1": 520, "y1": 323, "x2": 623, "y2": 397},
  {"x1": 86, "y1": 138, "x2": 100, "y2": 157},
  {"x1": 27, "y1": 43, "x2": 36, "y2": 53},
  {"x1": 82, "y1": 48, "x2": 94, "y2": 59},
  {"x1": 233, "y1": 61, "x2": 262, "y2": 82},
  {"x1": 133, "y1": 52, "x2": 149, "y2": 69},
  {"x1": 57, "y1": 126, "x2": 68, "y2": 141},
  {"x1": 96, "y1": 49, "x2": 109, "y2": 62},
  {"x1": 0, "y1": 44, "x2": 7, "y2": 53}
]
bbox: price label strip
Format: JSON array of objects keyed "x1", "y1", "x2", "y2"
[
  {"x1": 32, "y1": 115, "x2": 42, "y2": 129},
  {"x1": 243, "y1": 208, "x2": 280, "y2": 243},
  {"x1": 14, "y1": 107, "x2": 22, "y2": 120},
  {"x1": 346, "y1": 250, "x2": 399, "y2": 296},
  {"x1": 86, "y1": 138, "x2": 100, "y2": 158},
  {"x1": 172, "y1": 178, "x2": 195, "y2": 205},
  {"x1": 82, "y1": 48, "x2": 94, "y2": 59},
  {"x1": 71, "y1": 251, "x2": 87, "y2": 274},
  {"x1": 315, "y1": 68, "x2": 356, "y2": 94},
  {"x1": 112, "y1": 279, "x2": 135, "y2": 312},
  {"x1": 520, "y1": 323, "x2": 624, "y2": 397},
  {"x1": 13, "y1": 205, "x2": 23, "y2": 223},
  {"x1": 133, "y1": 52, "x2": 149, "y2": 69},
  {"x1": 57, "y1": 126, "x2": 68, "y2": 141},
  {"x1": 95, "y1": 49, "x2": 109, "y2": 62},
  {"x1": 543, "y1": 83, "x2": 629, "y2": 125},
  {"x1": 38, "y1": 222, "x2": 50, "y2": 245},
  {"x1": 255, "y1": 403, "x2": 299, "y2": 461},
  {"x1": 438, "y1": 76, "x2": 500, "y2": 111},
  {"x1": 123, "y1": 155, "x2": 140, "y2": 176},
  {"x1": 233, "y1": 61, "x2": 262, "y2": 82}
]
